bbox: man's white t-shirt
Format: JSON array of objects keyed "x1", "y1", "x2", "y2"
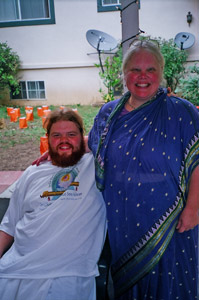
[{"x1": 0, "y1": 153, "x2": 106, "y2": 279}]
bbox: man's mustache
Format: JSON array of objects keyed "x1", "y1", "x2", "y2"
[{"x1": 56, "y1": 142, "x2": 74, "y2": 150}]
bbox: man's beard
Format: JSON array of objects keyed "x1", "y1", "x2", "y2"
[{"x1": 49, "y1": 139, "x2": 85, "y2": 168}]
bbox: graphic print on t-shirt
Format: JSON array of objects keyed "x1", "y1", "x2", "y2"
[{"x1": 40, "y1": 167, "x2": 79, "y2": 201}]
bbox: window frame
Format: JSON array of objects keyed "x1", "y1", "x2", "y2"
[
  {"x1": 97, "y1": 0, "x2": 121, "y2": 12},
  {"x1": 0, "y1": 0, "x2": 55, "y2": 28},
  {"x1": 97, "y1": 0, "x2": 140, "y2": 12},
  {"x1": 11, "y1": 80, "x2": 46, "y2": 100}
]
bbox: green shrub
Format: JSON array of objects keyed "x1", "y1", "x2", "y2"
[
  {"x1": 0, "y1": 42, "x2": 21, "y2": 96},
  {"x1": 157, "y1": 38, "x2": 188, "y2": 92},
  {"x1": 95, "y1": 46, "x2": 123, "y2": 102},
  {"x1": 177, "y1": 65, "x2": 199, "y2": 105}
]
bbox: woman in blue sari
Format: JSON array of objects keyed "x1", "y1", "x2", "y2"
[{"x1": 88, "y1": 39, "x2": 199, "y2": 299}]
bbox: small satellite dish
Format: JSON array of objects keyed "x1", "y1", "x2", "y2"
[
  {"x1": 86, "y1": 29, "x2": 118, "y2": 52},
  {"x1": 86, "y1": 29, "x2": 118, "y2": 73},
  {"x1": 174, "y1": 32, "x2": 195, "y2": 50}
]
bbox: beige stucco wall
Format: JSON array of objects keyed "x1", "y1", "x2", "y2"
[
  {"x1": 3, "y1": 66, "x2": 103, "y2": 106},
  {"x1": 0, "y1": 0, "x2": 121, "y2": 105},
  {"x1": 0, "y1": 0, "x2": 198, "y2": 106},
  {"x1": 139, "y1": 0, "x2": 199, "y2": 62}
]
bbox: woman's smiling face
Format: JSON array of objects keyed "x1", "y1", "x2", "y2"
[{"x1": 124, "y1": 49, "x2": 163, "y2": 103}]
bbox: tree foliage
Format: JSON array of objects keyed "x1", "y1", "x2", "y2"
[
  {"x1": 0, "y1": 42, "x2": 20, "y2": 95},
  {"x1": 177, "y1": 65, "x2": 199, "y2": 105},
  {"x1": 157, "y1": 37, "x2": 188, "y2": 92},
  {"x1": 95, "y1": 46, "x2": 123, "y2": 102}
]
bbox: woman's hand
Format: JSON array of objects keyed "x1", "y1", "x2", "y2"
[
  {"x1": 32, "y1": 151, "x2": 50, "y2": 166},
  {"x1": 177, "y1": 166, "x2": 199, "y2": 233},
  {"x1": 176, "y1": 207, "x2": 199, "y2": 233}
]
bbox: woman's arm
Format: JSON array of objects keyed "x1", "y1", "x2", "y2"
[
  {"x1": 0, "y1": 230, "x2": 14, "y2": 258},
  {"x1": 176, "y1": 165, "x2": 199, "y2": 233},
  {"x1": 84, "y1": 136, "x2": 91, "y2": 153},
  {"x1": 32, "y1": 151, "x2": 50, "y2": 166}
]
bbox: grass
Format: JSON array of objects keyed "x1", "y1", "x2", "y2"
[{"x1": 0, "y1": 104, "x2": 101, "y2": 149}]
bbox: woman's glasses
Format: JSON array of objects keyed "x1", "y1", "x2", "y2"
[{"x1": 129, "y1": 37, "x2": 160, "y2": 48}]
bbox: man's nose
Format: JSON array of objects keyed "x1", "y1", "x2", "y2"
[{"x1": 60, "y1": 135, "x2": 69, "y2": 142}]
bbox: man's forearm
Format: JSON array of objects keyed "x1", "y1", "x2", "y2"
[{"x1": 0, "y1": 230, "x2": 14, "y2": 258}]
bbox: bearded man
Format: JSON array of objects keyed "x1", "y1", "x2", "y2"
[{"x1": 0, "y1": 109, "x2": 106, "y2": 300}]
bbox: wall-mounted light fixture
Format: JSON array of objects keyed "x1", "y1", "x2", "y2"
[{"x1": 187, "y1": 11, "x2": 192, "y2": 26}]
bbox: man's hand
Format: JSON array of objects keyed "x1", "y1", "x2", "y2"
[{"x1": 0, "y1": 231, "x2": 14, "y2": 258}]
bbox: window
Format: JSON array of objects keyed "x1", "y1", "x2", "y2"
[
  {"x1": 97, "y1": 0, "x2": 121, "y2": 12},
  {"x1": 0, "y1": 0, "x2": 55, "y2": 28},
  {"x1": 97, "y1": 0, "x2": 140, "y2": 12},
  {"x1": 11, "y1": 81, "x2": 46, "y2": 100}
]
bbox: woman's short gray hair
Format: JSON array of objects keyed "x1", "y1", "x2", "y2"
[{"x1": 122, "y1": 39, "x2": 165, "y2": 76}]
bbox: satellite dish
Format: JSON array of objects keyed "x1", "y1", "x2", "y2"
[
  {"x1": 86, "y1": 29, "x2": 118, "y2": 52},
  {"x1": 86, "y1": 29, "x2": 118, "y2": 73},
  {"x1": 174, "y1": 32, "x2": 195, "y2": 50}
]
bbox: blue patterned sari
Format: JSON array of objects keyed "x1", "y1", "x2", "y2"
[{"x1": 89, "y1": 88, "x2": 199, "y2": 299}]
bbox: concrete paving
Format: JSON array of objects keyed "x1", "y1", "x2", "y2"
[
  {"x1": 0, "y1": 171, "x2": 23, "y2": 196},
  {"x1": 0, "y1": 171, "x2": 23, "y2": 221}
]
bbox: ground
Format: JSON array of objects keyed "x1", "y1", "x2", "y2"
[
  {"x1": 0, "y1": 118, "x2": 42, "y2": 171},
  {"x1": 0, "y1": 141, "x2": 41, "y2": 171}
]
